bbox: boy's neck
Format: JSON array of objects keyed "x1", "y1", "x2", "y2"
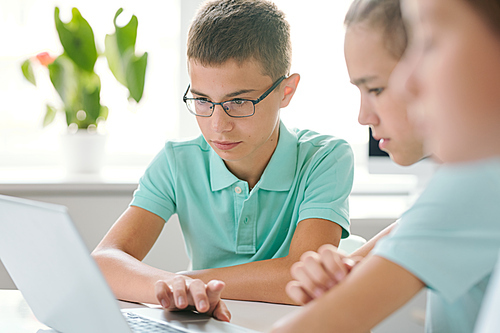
[
  {"x1": 224, "y1": 129, "x2": 280, "y2": 189},
  {"x1": 224, "y1": 155, "x2": 273, "y2": 190}
]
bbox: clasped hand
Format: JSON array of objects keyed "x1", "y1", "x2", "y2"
[
  {"x1": 286, "y1": 244, "x2": 360, "y2": 304},
  {"x1": 155, "y1": 275, "x2": 231, "y2": 322}
]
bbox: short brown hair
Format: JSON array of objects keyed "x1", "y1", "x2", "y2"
[
  {"x1": 187, "y1": 0, "x2": 291, "y2": 80},
  {"x1": 344, "y1": 0, "x2": 407, "y2": 59}
]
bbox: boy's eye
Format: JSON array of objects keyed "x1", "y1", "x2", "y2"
[{"x1": 368, "y1": 87, "x2": 385, "y2": 96}]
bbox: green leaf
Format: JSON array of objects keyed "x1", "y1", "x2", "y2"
[
  {"x1": 104, "y1": 33, "x2": 127, "y2": 86},
  {"x1": 48, "y1": 54, "x2": 78, "y2": 109},
  {"x1": 21, "y1": 59, "x2": 36, "y2": 86},
  {"x1": 43, "y1": 104, "x2": 57, "y2": 127},
  {"x1": 113, "y1": 8, "x2": 138, "y2": 56},
  {"x1": 105, "y1": 8, "x2": 147, "y2": 103},
  {"x1": 81, "y1": 72, "x2": 101, "y2": 124},
  {"x1": 54, "y1": 7, "x2": 98, "y2": 72},
  {"x1": 105, "y1": 9, "x2": 138, "y2": 86},
  {"x1": 125, "y1": 51, "x2": 148, "y2": 102},
  {"x1": 49, "y1": 54, "x2": 103, "y2": 127},
  {"x1": 99, "y1": 105, "x2": 109, "y2": 120}
]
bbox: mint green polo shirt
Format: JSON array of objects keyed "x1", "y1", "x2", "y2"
[
  {"x1": 373, "y1": 157, "x2": 500, "y2": 333},
  {"x1": 131, "y1": 121, "x2": 353, "y2": 270}
]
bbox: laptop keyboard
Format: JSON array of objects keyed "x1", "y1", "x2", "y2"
[{"x1": 124, "y1": 312, "x2": 187, "y2": 333}]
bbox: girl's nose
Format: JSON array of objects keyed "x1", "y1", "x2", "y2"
[{"x1": 358, "y1": 96, "x2": 380, "y2": 127}]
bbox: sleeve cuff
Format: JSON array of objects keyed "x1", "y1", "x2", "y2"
[
  {"x1": 298, "y1": 207, "x2": 350, "y2": 238},
  {"x1": 130, "y1": 195, "x2": 175, "y2": 222}
]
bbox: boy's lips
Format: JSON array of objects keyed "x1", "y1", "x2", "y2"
[{"x1": 212, "y1": 140, "x2": 242, "y2": 151}]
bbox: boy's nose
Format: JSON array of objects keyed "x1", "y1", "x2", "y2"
[{"x1": 211, "y1": 104, "x2": 233, "y2": 133}]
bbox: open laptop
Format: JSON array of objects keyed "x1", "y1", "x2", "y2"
[{"x1": 0, "y1": 194, "x2": 258, "y2": 333}]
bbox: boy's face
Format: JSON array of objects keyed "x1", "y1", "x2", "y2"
[{"x1": 187, "y1": 59, "x2": 284, "y2": 168}]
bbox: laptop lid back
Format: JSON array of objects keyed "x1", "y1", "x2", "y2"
[{"x1": 0, "y1": 195, "x2": 132, "y2": 333}]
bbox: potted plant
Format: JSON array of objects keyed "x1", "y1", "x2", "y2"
[{"x1": 21, "y1": 7, "x2": 148, "y2": 174}]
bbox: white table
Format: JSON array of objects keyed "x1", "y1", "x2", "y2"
[{"x1": 0, "y1": 289, "x2": 299, "y2": 333}]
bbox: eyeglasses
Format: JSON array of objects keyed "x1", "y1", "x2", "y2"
[{"x1": 183, "y1": 75, "x2": 286, "y2": 118}]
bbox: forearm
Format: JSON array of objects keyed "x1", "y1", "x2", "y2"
[
  {"x1": 272, "y1": 256, "x2": 424, "y2": 333},
  {"x1": 181, "y1": 219, "x2": 344, "y2": 304},
  {"x1": 92, "y1": 248, "x2": 178, "y2": 304},
  {"x1": 180, "y1": 257, "x2": 297, "y2": 304},
  {"x1": 350, "y1": 221, "x2": 398, "y2": 258}
]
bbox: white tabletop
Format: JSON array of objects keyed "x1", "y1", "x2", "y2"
[{"x1": 0, "y1": 289, "x2": 298, "y2": 333}]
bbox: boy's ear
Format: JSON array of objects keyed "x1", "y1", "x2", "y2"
[{"x1": 280, "y1": 74, "x2": 300, "y2": 108}]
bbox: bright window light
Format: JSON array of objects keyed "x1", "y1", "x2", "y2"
[
  {"x1": 0, "y1": 0, "x2": 180, "y2": 167},
  {"x1": 0, "y1": 0, "x2": 364, "y2": 171}
]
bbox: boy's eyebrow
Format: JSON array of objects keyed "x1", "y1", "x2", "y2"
[
  {"x1": 351, "y1": 75, "x2": 378, "y2": 86},
  {"x1": 190, "y1": 88, "x2": 258, "y2": 99}
]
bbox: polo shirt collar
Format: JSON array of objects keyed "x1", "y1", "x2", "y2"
[
  {"x1": 258, "y1": 122, "x2": 297, "y2": 191},
  {"x1": 209, "y1": 121, "x2": 297, "y2": 192}
]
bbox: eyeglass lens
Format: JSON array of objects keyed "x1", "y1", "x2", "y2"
[{"x1": 187, "y1": 99, "x2": 254, "y2": 117}]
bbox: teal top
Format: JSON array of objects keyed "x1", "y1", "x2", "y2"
[
  {"x1": 131, "y1": 121, "x2": 353, "y2": 270},
  {"x1": 373, "y1": 157, "x2": 500, "y2": 333},
  {"x1": 474, "y1": 250, "x2": 500, "y2": 333}
]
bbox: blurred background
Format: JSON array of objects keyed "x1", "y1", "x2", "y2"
[{"x1": 0, "y1": 0, "x2": 364, "y2": 172}]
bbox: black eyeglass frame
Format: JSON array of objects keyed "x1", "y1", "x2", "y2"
[{"x1": 182, "y1": 75, "x2": 287, "y2": 118}]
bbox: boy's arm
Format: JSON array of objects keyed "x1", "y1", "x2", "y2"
[
  {"x1": 180, "y1": 218, "x2": 343, "y2": 304},
  {"x1": 271, "y1": 255, "x2": 425, "y2": 333},
  {"x1": 91, "y1": 206, "x2": 230, "y2": 321}
]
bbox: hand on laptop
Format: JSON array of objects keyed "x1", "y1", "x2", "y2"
[
  {"x1": 155, "y1": 276, "x2": 231, "y2": 322},
  {"x1": 286, "y1": 244, "x2": 360, "y2": 304}
]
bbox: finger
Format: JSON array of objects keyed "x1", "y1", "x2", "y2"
[
  {"x1": 286, "y1": 280, "x2": 313, "y2": 305},
  {"x1": 212, "y1": 300, "x2": 232, "y2": 322},
  {"x1": 317, "y1": 243, "x2": 343, "y2": 263},
  {"x1": 188, "y1": 279, "x2": 210, "y2": 313},
  {"x1": 154, "y1": 280, "x2": 173, "y2": 309},
  {"x1": 344, "y1": 256, "x2": 363, "y2": 272},
  {"x1": 290, "y1": 261, "x2": 320, "y2": 299},
  {"x1": 301, "y1": 253, "x2": 336, "y2": 292},
  {"x1": 292, "y1": 252, "x2": 332, "y2": 299},
  {"x1": 172, "y1": 276, "x2": 189, "y2": 309},
  {"x1": 318, "y1": 247, "x2": 349, "y2": 286},
  {"x1": 206, "y1": 280, "x2": 225, "y2": 306}
]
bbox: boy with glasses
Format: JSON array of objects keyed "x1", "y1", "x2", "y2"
[{"x1": 92, "y1": 0, "x2": 353, "y2": 320}]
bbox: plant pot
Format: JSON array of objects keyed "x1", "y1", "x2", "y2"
[{"x1": 60, "y1": 130, "x2": 108, "y2": 174}]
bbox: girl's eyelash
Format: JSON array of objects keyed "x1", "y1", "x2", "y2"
[{"x1": 368, "y1": 87, "x2": 385, "y2": 96}]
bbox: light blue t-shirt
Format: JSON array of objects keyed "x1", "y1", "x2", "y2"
[
  {"x1": 373, "y1": 157, "x2": 500, "y2": 333},
  {"x1": 131, "y1": 121, "x2": 353, "y2": 270}
]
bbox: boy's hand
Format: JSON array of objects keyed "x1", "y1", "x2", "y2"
[
  {"x1": 154, "y1": 276, "x2": 231, "y2": 322},
  {"x1": 286, "y1": 244, "x2": 360, "y2": 305}
]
